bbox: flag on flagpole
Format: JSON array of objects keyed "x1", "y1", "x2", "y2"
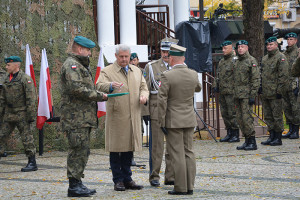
[
  {"x1": 95, "y1": 48, "x2": 106, "y2": 118},
  {"x1": 36, "y1": 49, "x2": 53, "y2": 130},
  {"x1": 25, "y1": 44, "x2": 37, "y2": 87}
]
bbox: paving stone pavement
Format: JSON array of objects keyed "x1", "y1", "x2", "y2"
[{"x1": 0, "y1": 137, "x2": 299, "y2": 200}]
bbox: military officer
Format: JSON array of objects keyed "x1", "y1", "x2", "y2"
[
  {"x1": 260, "y1": 37, "x2": 289, "y2": 146},
  {"x1": 282, "y1": 32, "x2": 300, "y2": 139},
  {"x1": 60, "y1": 36, "x2": 107, "y2": 197},
  {"x1": 0, "y1": 56, "x2": 37, "y2": 171},
  {"x1": 213, "y1": 41, "x2": 239, "y2": 142},
  {"x1": 158, "y1": 44, "x2": 201, "y2": 195},
  {"x1": 233, "y1": 40, "x2": 260, "y2": 151},
  {"x1": 144, "y1": 38, "x2": 177, "y2": 187}
]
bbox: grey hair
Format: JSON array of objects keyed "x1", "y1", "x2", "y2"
[{"x1": 115, "y1": 44, "x2": 131, "y2": 55}]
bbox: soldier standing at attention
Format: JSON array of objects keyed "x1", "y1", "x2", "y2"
[
  {"x1": 61, "y1": 36, "x2": 108, "y2": 197},
  {"x1": 158, "y1": 44, "x2": 201, "y2": 195},
  {"x1": 282, "y1": 32, "x2": 300, "y2": 139},
  {"x1": 233, "y1": 40, "x2": 260, "y2": 151},
  {"x1": 260, "y1": 37, "x2": 289, "y2": 146},
  {"x1": 213, "y1": 41, "x2": 239, "y2": 143},
  {"x1": 0, "y1": 56, "x2": 37, "y2": 171},
  {"x1": 144, "y1": 38, "x2": 177, "y2": 187}
]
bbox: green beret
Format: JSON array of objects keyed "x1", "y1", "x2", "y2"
[
  {"x1": 285, "y1": 32, "x2": 297, "y2": 39},
  {"x1": 130, "y1": 53, "x2": 138, "y2": 61},
  {"x1": 221, "y1": 41, "x2": 232, "y2": 47},
  {"x1": 4, "y1": 56, "x2": 22, "y2": 64},
  {"x1": 265, "y1": 36, "x2": 278, "y2": 44},
  {"x1": 236, "y1": 40, "x2": 248, "y2": 48},
  {"x1": 74, "y1": 36, "x2": 96, "y2": 48}
]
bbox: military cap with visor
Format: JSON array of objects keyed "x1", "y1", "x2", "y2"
[
  {"x1": 221, "y1": 41, "x2": 232, "y2": 47},
  {"x1": 236, "y1": 40, "x2": 248, "y2": 48},
  {"x1": 74, "y1": 36, "x2": 96, "y2": 48},
  {"x1": 169, "y1": 44, "x2": 186, "y2": 56},
  {"x1": 265, "y1": 36, "x2": 278, "y2": 44},
  {"x1": 5, "y1": 56, "x2": 22, "y2": 64},
  {"x1": 285, "y1": 32, "x2": 297, "y2": 39},
  {"x1": 130, "y1": 53, "x2": 138, "y2": 61},
  {"x1": 160, "y1": 38, "x2": 179, "y2": 51}
]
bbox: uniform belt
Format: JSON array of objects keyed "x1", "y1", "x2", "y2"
[{"x1": 150, "y1": 91, "x2": 158, "y2": 94}]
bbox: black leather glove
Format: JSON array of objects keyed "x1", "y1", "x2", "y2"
[
  {"x1": 276, "y1": 94, "x2": 282, "y2": 99},
  {"x1": 142, "y1": 115, "x2": 150, "y2": 125},
  {"x1": 293, "y1": 87, "x2": 299, "y2": 97},
  {"x1": 161, "y1": 127, "x2": 168, "y2": 135},
  {"x1": 213, "y1": 87, "x2": 219, "y2": 93},
  {"x1": 248, "y1": 98, "x2": 255, "y2": 105},
  {"x1": 258, "y1": 86, "x2": 262, "y2": 94}
]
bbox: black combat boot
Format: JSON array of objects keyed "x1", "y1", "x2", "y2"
[
  {"x1": 244, "y1": 136, "x2": 257, "y2": 150},
  {"x1": 282, "y1": 124, "x2": 293, "y2": 138},
  {"x1": 68, "y1": 178, "x2": 91, "y2": 197},
  {"x1": 228, "y1": 129, "x2": 240, "y2": 142},
  {"x1": 21, "y1": 155, "x2": 38, "y2": 172},
  {"x1": 236, "y1": 138, "x2": 249, "y2": 150},
  {"x1": 78, "y1": 180, "x2": 96, "y2": 195},
  {"x1": 220, "y1": 129, "x2": 232, "y2": 142},
  {"x1": 261, "y1": 130, "x2": 275, "y2": 145},
  {"x1": 289, "y1": 125, "x2": 299, "y2": 139},
  {"x1": 270, "y1": 131, "x2": 282, "y2": 146}
]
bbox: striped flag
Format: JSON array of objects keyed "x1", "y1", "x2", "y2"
[
  {"x1": 36, "y1": 49, "x2": 53, "y2": 129},
  {"x1": 95, "y1": 48, "x2": 106, "y2": 118},
  {"x1": 25, "y1": 44, "x2": 37, "y2": 87}
]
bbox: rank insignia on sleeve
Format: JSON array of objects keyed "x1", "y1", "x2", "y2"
[{"x1": 71, "y1": 65, "x2": 77, "y2": 69}]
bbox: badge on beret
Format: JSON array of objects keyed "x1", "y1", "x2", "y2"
[
  {"x1": 265, "y1": 37, "x2": 277, "y2": 44},
  {"x1": 71, "y1": 65, "x2": 77, "y2": 69},
  {"x1": 221, "y1": 41, "x2": 232, "y2": 47},
  {"x1": 285, "y1": 32, "x2": 297, "y2": 39},
  {"x1": 130, "y1": 53, "x2": 138, "y2": 61},
  {"x1": 236, "y1": 40, "x2": 248, "y2": 48},
  {"x1": 4, "y1": 56, "x2": 22, "y2": 64}
]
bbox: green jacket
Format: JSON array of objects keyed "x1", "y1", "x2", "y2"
[
  {"x1": 0, "y1": 70, "x2": 36, "y2": 122},
  {"x1": 233, "y1": 51, "x2": 260, "y2": 99},
  {"x1": 213, "y1": 51, "x2": 236, "y2": 95},
  {"x1": 284, "y1": 44, "x2": 299, "y2": 90},
  {"x1": 60, "y1": 54, "x2": 104, "y2": 131},
  {"x1": 261, "y1": 48, "x2": 289, "y2": 98}
]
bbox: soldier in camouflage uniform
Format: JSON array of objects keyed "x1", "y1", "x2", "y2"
[
  {"x1": 144, "y1": 38, "x2": 177, "y2": 187},
  {"x1": 233, "y1": 40, "x2": 260, "y2": 151},
  {"x1": 282, "y1": 32, "x2": 300, "y2": 139},
  {"x1": 0, "y1": 56, "x2": 37, "y2": 171},
  {"x1": 0, "y1": 67, "x2": 8, "y2": 158},
  {"x1": 60, "y1": 36, "x2": 107, "y2": 197},
  {"x1": 291, "y1": 53, "x2": 300, "y2": 77},
  {"x1": 213, "y1": 41, "x2": 239, "y2": 143},
  {"x1": 260, "y1": 37, "x2": 289, "y2": 146}
]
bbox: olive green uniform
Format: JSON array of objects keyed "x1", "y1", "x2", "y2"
[
  {"x1": 233, "y1": 52, "x2": 260, "y2": 138},
  {"x1": 283, "y1": 44, "x2": 300, "y2": 126},
  {"x1": 0, "y1": 70, "x2": 36, "y2": 157},
  {"x1": 60, "y1": 54, "x2": 104, "y2": 180},
  {"x1": 261, "y1": 49, "x2": 289, "y2": 133},
  {"x1": 213, "y1": 52, "x2": 238, "y2": 131}
]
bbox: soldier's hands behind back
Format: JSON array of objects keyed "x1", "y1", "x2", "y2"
[
  {"x1": 142, "y1": 115, "x2": 150, "y2": 125},
  {"x1": 293, "y1": 87, "x2": 299, "y2": 97},
  {"x1": 248, "y1": 98, "x2": 255, "y2": 105}
]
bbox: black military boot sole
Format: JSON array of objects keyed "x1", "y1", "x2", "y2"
[
  {"x1": 68, "y1": 189, "x2": 91, "y2": 197},
  {"x1": 21, "y1": 166, "x2": 38, "y2": 172}
]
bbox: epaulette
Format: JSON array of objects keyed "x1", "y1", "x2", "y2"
[{"x1": 148, "y1": 60, "x2": 159, "y2": 65}]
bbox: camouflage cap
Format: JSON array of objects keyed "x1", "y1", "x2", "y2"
[
  {"x1": 236, "y1": 40, "x2": 248, "y2": 48},
  {"x1": 265, "y1": 36, "x2": 278, "y2": 44},
  {"x1": 160, "y1": 38, "x2": 179, "y2": 51},
  {"x1": 5, "y1": 56, "x2": 22, "y2": 64},
  {"x1": 130, "y1": 53, "x2": 138, "y2": 61},
  {"x1": 221, "y1": 41, "x2": 232, "y2": 47},
  {"x1": 285, "y1": 32, "x2": 297, "y2": 39},
  {"x1": 169, "y1": 44, "x2": 186, "y2": 56},
  {"x1": 74, "y1": 36, "x2": 96, "y2": 48}
]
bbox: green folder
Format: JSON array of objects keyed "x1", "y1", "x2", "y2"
[{"x1": 107, "y1": 92, "x2": 129, "y2": 97}]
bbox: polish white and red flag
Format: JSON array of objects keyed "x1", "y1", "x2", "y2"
[
  {"x1": 25, "y1": 44, "x2": 37, "y2": 87},
  {"x1": 95, "y1": 48, "x2": 106, "y2": 118},
  {"x1": 36, "y1": 49, "x2": 53, "y2": 129}
]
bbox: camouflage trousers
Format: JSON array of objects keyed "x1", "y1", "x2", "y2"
[
  {"x1": 235, "y1": 98, "x2": 255, "y2": 138},
  {"x1": 283, "y1": 90, "x2": 300, "y2": 125},
  {"x1": 261, "y1": 97, "x2": 284, "y2": 133},
  {"x1": 219, "y1": 94, "x2": 239, "y2": 130},
  {"x1": 0, "y1": 121, "x2": 36, "y2": 157},
  {"x1": 66, "y1": 127, "x2": 91, "y2": 180}
]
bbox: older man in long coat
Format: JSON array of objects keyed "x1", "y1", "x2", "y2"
[{"x1": 97, "y1": 44, "x2": 149, "y2": 191}]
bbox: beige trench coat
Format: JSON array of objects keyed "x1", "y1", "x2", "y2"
[{"x1": 96, "y1": 61, "x2": 149, "y2": 152}]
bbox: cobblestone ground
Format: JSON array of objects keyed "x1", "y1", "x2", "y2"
[{"x1": 0, "y1": 137, "x2": 299, "y2": 200}]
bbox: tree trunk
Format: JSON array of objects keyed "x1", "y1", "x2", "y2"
[{"x1": 242, "y1": 0, "x2": 264, "y2": 62}]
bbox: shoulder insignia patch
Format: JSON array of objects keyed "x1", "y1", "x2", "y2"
[
  {"x1": 71, "y1": 65, "x2": 77, "y2": 69},
  {"x1": 281, "y1": 58, "x2": 285, "y2": 61},
  {"x1": 252, "y1": 64, "x2": 256, "y2": 67},
  {"x1": 27, "y1": 80, "x2": 32, "y2": 83}
]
